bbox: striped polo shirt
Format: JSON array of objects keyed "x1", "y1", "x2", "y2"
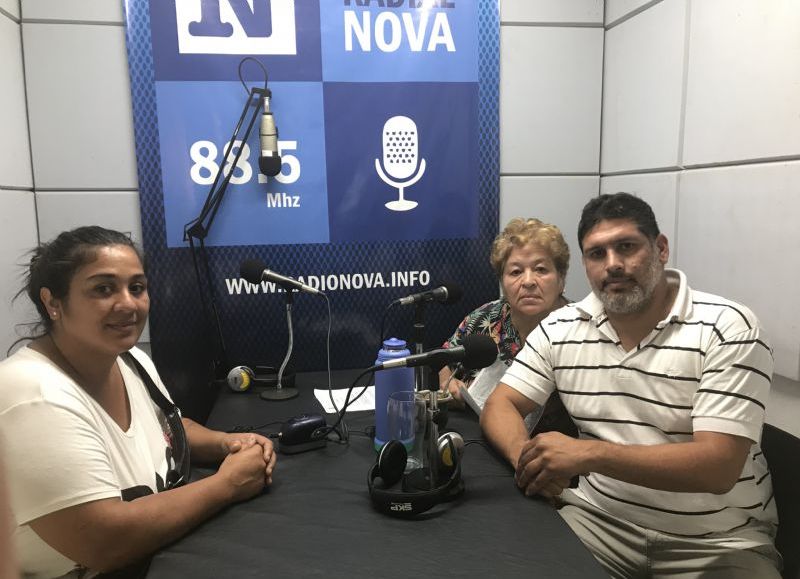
[{"x1": 502, "y1": 269, "x2": 778, "y2": 538}]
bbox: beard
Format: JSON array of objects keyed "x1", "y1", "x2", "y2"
[{"x1": 594, "y1": 252, "x2": 663, "y2": 315}]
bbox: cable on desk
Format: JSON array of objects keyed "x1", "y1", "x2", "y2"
[
  {"x1": 313, "y1": 367, "x2": 375, "y2": 444},
  {"x1": 226, "y1": 421, "x2": 283, "y2": 434}
]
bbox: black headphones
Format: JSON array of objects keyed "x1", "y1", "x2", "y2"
[
  {"x1": 368, "y1": 432, "x2": 465, "y2": 517},
  {"x1": 226, "y1": 364, "x2": 296, "y2": 392}
]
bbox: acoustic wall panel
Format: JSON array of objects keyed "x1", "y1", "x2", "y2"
[
  {"x1": 601, "y1": 0, "x2": 687, "y2": 174},
  {"x1": 0, "y1": 15, "x2": 32, "y2": 188},
  {"x1": 677, "y1": 162, "x2": 800, "y2": 380},
  {"x1": 0, "y1": 191, "x2": 38, "y2": 357},
  {"x1": 501, "y1": 0, "x2": 603, "y2": 24},
  {"x1": 21, "y1": 0, "x2": 123, "y2": 23},
  {"x1": 683, "y1": 0, "x2": 800, "y2": 166},
  {"x1": 23, "y1": 23, "x2": 137, "y2": 189},
  {"x1": 605, "y1": 0, "x2": 661, "y2": 27},
  {"x1": 500, "y1": 26, "x2": 603, "y2": 174},
  {"x1": 0, "y1": 0, "x2": 19, "y2": 20}
]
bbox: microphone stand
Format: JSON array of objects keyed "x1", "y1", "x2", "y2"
[
  {"x1": 183, "y1": 83, "x2": 269, "y2": 380},
  {"x1": 260, "y1": 290, "x2": 299, "y2": 400},
  {"x1": 426, "y1": 379, "x2": 440, "y2": 489},
  {"x1": 412, "y1": 303, "x2": 439, "y2": 489},
  {"x1": 412, "y1": 302, "x2": 428, "y2": 392},
  {"x1": 405, "y1": 367, "x2": 442, "y2": 492}
]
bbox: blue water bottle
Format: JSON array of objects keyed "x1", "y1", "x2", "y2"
[{"x1": 374, "y1": 337, "x2": 414, "y2": 451}]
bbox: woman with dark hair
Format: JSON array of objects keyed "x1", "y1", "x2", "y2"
[{"x1": 0, "y1": 226, "x2": 276, "y2": 578}]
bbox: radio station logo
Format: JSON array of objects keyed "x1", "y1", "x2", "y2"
[
  {"x1": 375, "y1": 116, "x2": 426, "y2": 212},
  {"x1": 174, "y1": 0, "x2": 297, "y2": 55}
]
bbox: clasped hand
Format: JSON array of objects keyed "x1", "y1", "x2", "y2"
[
  {"x1": 221, "y1": 432, "x2": 277, "y2": 486},
  {"x1": 514, "y1": 432, "x2": 590, "y2": 499}
]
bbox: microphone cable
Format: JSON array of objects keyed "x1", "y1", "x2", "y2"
[
  {"x1": 313, "y1": 365, "x2": 378, "y2": 443},
  {"x1": 321, "y1": 292, "x2": 350, "y2": 442},
  {"x1": 379, "y1": 300, "x2": 400, "y2": 345}
]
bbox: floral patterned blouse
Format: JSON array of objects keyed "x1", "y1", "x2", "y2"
[{"x1": 443, "y1": 299, "x2": 520, "y2": 381}]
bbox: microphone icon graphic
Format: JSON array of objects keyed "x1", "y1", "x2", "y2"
[{"x1": 375, "y1": 115, "x2": 426, "y2": 212}]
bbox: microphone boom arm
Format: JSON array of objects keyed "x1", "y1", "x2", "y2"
[{"x1": 181, "y1": 85, "x2": 269, "y2": 378}]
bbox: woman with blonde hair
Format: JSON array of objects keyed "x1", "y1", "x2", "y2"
[{"x1": 440, "y1": 218, "x2": 575, "y2": 436}]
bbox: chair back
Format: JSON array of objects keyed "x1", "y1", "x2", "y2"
[{"x1": 761, "y1": 423, "x2": 800, "y2": 579}]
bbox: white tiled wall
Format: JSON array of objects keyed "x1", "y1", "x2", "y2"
[
  {"x1": 0, "y1": 0, "x2": 19, "y2": 20},
  {"x1": 23, "y1": 22, "x2": 138, "y2": 190},
  {"x1": 501, "y1": 0, "x2": 603, "y2": 24},
  {"x1": 36, "y1": 191, "x2": 143, "y2": 245},
  {"x1": 0, "y1": 192, "x2": 38, "y2": 355},
  {"x1": 0, "y1": 15, "x2": 32, "y2": 189},
  {"x1": 600, "y1": 0, "x2": 687, "y2": 174},
  {"x1": 21, "y1": 0, "x2": 123, "y2": 23},
  {"x1": 676, "y1": 162, "x2": 800, "y2": 379},
  {"x1": 500, "y1": 26, "x2": 603, "y2": 175},
  {"x1": 605, "y1": 0, "x2": 660, "y2": 27},
  {"x1": 682, "y1": 0, "x2": 800, "y2": 167},
  {"x1": 0, "y1": 7, "x2": 36, "y2": 357}
]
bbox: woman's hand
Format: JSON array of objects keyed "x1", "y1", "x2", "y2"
[
  {"x1": 216, "y1": 444, "x2": 268, "y2": 502},
  {"x1": 221, "y1": 433, "x2": 277, "y2": 486},
  {"x1": 438, "y1": 367, "x2": 467, "y2": 409}
]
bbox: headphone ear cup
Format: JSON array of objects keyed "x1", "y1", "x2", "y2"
[
  {"x1": 226, "y1": 366, "x2": 255, "y2": 392},
  {"x1": 377, "y1": 440, "x2": 407, "y2": 487},
  {"x1": 437, "y1": 433, "x2": 465, "y2": 476}
]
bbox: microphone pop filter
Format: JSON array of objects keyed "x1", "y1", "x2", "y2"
[
  {"x1": 461, "y1": 334, "x2": 498, "y2": 370},
  {"x1": 240, "y1": 259, "x2": 267, "y2": 285}
]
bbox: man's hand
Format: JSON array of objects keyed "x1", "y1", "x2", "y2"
[{"x1": 515, "y1": 432, "x2": 594, "y2": 498}]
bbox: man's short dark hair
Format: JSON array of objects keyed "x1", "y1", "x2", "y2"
[{"x1": 577, "y1": 193, "x2": 661, "y2": 251}]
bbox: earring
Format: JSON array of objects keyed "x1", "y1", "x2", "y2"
[{"x1": 50, "y1": 311, "x2": 58, "y2": 319}]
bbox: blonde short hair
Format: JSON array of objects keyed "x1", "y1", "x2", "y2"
[{"x1": 490, "y1": 218, "x2": 570, "y2": 279}]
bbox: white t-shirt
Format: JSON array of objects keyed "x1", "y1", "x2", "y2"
[{"x1": 0, "y1": 346, "x2": 177, "y2": 578}]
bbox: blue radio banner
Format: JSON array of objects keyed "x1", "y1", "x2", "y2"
[{"x1": 124, "y1": 0, "x2": 499, "y2": 408}]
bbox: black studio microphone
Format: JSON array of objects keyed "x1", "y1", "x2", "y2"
[
  {"x1": 258, "y1": 88, "x2": 282, "y2": 177},
  {"x1": 394, "y1": 282, "x2": 463, "y2": 306},
  {"x1": 374, "y1": 334, "x2": 497, "y2": 371},
  {"x1": 240, "y1": 259, "x2": 323, "y2": 296}
]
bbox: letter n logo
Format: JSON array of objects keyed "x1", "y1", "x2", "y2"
[{"x1": 175, "y1": 0, "x2": 297, "y2": 55}]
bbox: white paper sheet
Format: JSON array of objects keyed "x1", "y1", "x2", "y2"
[
  {"x1": 460, "y1": 359, "x2": 544, "y2": 433},
  {"x1": 314, "y1": 385, "x2": 375, "y2": 414}
]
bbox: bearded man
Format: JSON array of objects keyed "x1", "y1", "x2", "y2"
[{"x1": 481, "y1": 193, "x2": 781, "y2": 579}]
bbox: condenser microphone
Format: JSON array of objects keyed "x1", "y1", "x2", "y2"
[
  {"x1": 259, "y1": 89, "x2": 281, "y2": 177},
  {"x1": 374, "y1": 335, "x2": 497, "y2": 371},
  {"x1": 394, "y1": 282, "x2": 463, "y2": 306},
  {"x1": 240, "y1": 259, "x2": 323, "y2": 296}
]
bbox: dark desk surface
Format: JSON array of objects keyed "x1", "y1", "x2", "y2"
[{"x1": 146, "y1": 372, "x2": 606, "y2": 578}]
